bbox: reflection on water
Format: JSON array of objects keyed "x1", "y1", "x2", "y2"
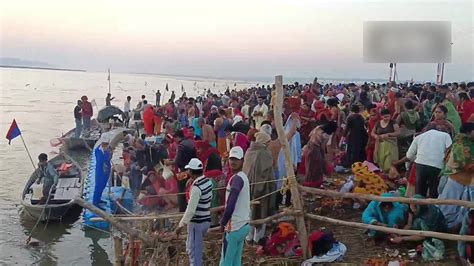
[{"x1": 85, "y1": 229, "x2": 112, "y2": 266}]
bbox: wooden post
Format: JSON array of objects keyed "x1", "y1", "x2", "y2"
[
  {"x1": 272, "y1": 75, "x2": 309, "y2": 257},
  {"x1": 299, "y1": 185, "x2": 474, "y2": 208},
  {"x1": 306, "y1": 213, "x2": 474, "y2": 242},
  {"x1": 113, "y1": 236, "x2": 124, "y2": 266},
  {"x1": 74, "y1": 198, "x2": 155, "y2": 246}
]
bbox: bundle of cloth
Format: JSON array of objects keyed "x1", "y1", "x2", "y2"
[
  {"x1": 257, "y1": 222, "x2": 302, "y2": 257},
  {"x1": 352, "y1": 161, "x2": 388, "y2": 195},
  {"x1": 302, "y1": 229, "x2": 347, "y2": 265}
]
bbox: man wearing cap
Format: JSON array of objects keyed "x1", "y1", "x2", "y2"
[
  {"x1": 176, "y1": 158, "x2": 213, "y2": 266},
  {"x1": 93, "y1": 137, "x2": 112, "y2": 208},
  {"x1": 219, "y1": 146, "x2": 250, "y2": 266}
]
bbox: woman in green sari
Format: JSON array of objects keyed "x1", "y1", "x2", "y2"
[
  {"x1": 397, "y1": 100, "x2": 421, "y2": 158},
  {"x1": 372, "y1": 108, "x2": 400, "y2": 172},
  {"x1": 438, "y1": 123, "x2": 474, "y2": 229},
  {"x1": 390, "y1": 194, "x2": 447, "y2": 244},
  {"x1": 443, "y1": 99, "x2": 462, "y2": 135}
]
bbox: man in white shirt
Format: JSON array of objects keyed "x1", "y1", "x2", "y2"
[
  {"x1": 240, "y1": 100, "x2": 250, "y2": 121},
  {"x1": 219, "y1": 146, "x2": 250, "y2": 266},
  {"x1": 406, "y1": 124, "x2": 452, "y2": 198},
  {"x1": 123, "y1": 96, "x2": 131, "y2": 127},
  {"x1": 252, "y1": 96, "x2": 269, "y2": 130},
  {"x1": 176, "y1": 158, "x2": 212, "y2": 266}
]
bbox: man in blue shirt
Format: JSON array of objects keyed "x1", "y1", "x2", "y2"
[{"x1": 93, "y1": 138, "x2": 112, "y2": 208}]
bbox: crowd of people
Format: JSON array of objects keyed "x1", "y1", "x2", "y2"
[{"x1": 90, "y1": 79, "x2": 473, "y2": 265}]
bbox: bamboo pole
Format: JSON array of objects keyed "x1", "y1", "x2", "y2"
[
  {"x1": 113, "y1": 236, "x2": 124, "y2": 266},
  {"x1": 306, "y1": 213, "x2": 474, "y2": 242},
  {"x1": 299, "y1": 185, "x2": 474, "y2": 208},
  {"x1": 89, "y1": 202, "x2": 261, "y2": 222},
  {"x1": 74, "y1": 198, "x2": 155, "y2": 245},
  {"x1": 250, "y1": 210, "x2": 299, "y2": 225},
  {"x1": 273, "y1": 75, "x2": 309, "y2": 258}
]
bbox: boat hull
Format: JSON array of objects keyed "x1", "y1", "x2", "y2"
[{"x1": 22, "y1": 202, "x2": 77, "y2": 222}]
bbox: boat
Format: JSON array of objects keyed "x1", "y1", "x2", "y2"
[
  {"x1": 97, "y1": 105, "x2": 125, "y2": 131},
  {"x1": 60, "y1": 127, "x2": 101, "y2": 151},
  {"x1": 21, "y1": 153, "x2": 84, "y2": 222}
]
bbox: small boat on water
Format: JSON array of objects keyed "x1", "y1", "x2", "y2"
[
  {"x1": 21, "y1": 154, "x2": 84, "y2": 222},
  {"x1": 60, "y1": 127, "x2": 101, "y2": 151}
]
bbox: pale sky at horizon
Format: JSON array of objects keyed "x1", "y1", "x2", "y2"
[{"x1": 1, "y1": 0, "x2": 473, "y2": 81}]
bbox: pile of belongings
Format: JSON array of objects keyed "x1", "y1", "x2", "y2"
[
  {"x1": 256, "y1": 222, "x2": 302, "y2": 257},
  {"x1": 57, "y1": 163, "x2": 73, "y2": 176},
  {"x1": 352, "y1": 161, "x2": 388, "y2": 195},
  {"x1": 302, "y1": 229, "x2": 347, "y2": 265}
]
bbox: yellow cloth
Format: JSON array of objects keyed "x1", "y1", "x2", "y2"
[{"x1": 352, "y1": 162, "x2": 387, "y2": 195}]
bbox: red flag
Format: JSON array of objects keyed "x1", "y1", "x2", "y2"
[{"x1": 6, "y1": 119, "x2": 21, "y2": 144}]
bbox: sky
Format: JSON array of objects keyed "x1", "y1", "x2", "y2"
[{"x1": 1, "y1": 0, "x2": 473, "y2": 81}]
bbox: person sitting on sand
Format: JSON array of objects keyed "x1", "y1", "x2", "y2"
[
  {"x1": 390, "y1": 194, "x2": 447, "y2": 243},
  {"x1": 362, "y1": 193, "x2": 408, "y2": 239}
]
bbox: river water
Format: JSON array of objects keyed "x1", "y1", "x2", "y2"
[{"x1": 0, "y1": 68, "x2": 252, "y2": 265}]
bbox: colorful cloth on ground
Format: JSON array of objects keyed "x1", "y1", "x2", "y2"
[
  {"x1": 302, "y1": 243, "x2": 346, "y2": 265},
  {"x1": 352, "y1": 162, "x2": 388, "y2": 195},
  {"x1": 265, "y1": 222, "x2": 302, "y2": 257},
  {"x1": 422, "y1": 238, "x2": 445, "y2": 261}
]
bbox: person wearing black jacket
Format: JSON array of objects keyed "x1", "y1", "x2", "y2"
[{"x1": 74, "y1": 100, "x2": 83, "y2": 138}]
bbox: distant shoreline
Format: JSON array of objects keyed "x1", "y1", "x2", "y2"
[{"x1": 0, "y1": 65, "x2": 86, "y2": 72}]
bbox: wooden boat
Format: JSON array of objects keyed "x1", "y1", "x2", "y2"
[
  {"x1": 60, "y1": 127, "x2": 101, "y2": 151},
  {"x1": 21, "y1": 154, "x2": 84, "y2": 222}
]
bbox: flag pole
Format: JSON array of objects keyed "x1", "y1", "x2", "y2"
[
  {"x1": 108, "y1": 69, "x2": 111, "y2": 94},
  {"x1": 20, "y1": 134, "x2": 36, "y2": 171}
]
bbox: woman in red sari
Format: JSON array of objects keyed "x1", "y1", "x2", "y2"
[
  {"x1": 366, "y1": 105, "x2": 380, "y2": 162},
  {"x1": 458, "y1": 92, "x2": 474, "y2": 124},
  {"x1": 139, "y1": 170, "x2": 178, "y2": 210},
  {"x1": 299, "y1": 102, "x2": 315, "y2": 146},
  {"x1": 143, "y1": 105, "x2": 155, "y2": 136}
]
